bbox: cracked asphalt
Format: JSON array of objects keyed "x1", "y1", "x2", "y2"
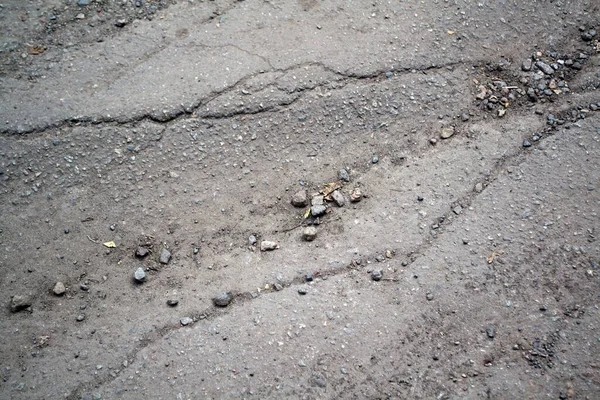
[{"x1": 1, "y1": 1, "x2": 599, "y2": 399}]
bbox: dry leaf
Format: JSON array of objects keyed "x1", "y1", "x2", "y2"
[{"x1": 27, "y1": 46, "x2": 45, "y2": 55}]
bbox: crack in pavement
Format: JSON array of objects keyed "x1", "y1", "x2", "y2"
[{"x1": 63, "y1": 92, "x2": 600, "y2": 399}]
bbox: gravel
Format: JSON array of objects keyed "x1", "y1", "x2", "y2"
[
  {"x1": 310, "y1": 205, "x2": 327, "y2": 217},
  {"x1": 535, "y1": 61, "x2": 554, "y2": 75},
  {"x1": 291, "y1": 190, "x2": 308, "y2": 207},
  {"x1": 338, "y1": 168, "x2": 350, "y2": 182},
  {"x1": 260, "y1": 241, "x2": 279, "y2": 251},
  {"x1": 135, "y1": 247, "x2": 149, "y2": 258},
  {"x1": 440, "y1": 126, "x2": 455, "y2": 139},
  {"x1": 10, "y1": 295, "x2": 32, "y2": 313},
  {"x1": 53, "y1": 282, "x2": 66, "y2": 296},
  {"x1": 302, "y1": 226, "x2": 318, "y2": 241},
  {"x1": 213, "y1": 292, "x2": 234, "y2": 307},
  {"x1": 331, "y1": 190, "x2": 345, "y2": 207},
  {"x1": 349, "y1": 188, "x2": 362, "y2": 203},
  {"x1": 180, "y1": 317, "x2": 193, "y2": 326},
  {"x1": 167, "y1": 299, "x2": 179, "y2": 307},
  {"x1": 134, "y1": 267, "x2": 146, "y2": 282},
  {"x1": 159, "y1": 249, "x2": 171, "y2": 264},
  {"x1": 371, "y1": 270, "x2": 383, "y2": 281}
]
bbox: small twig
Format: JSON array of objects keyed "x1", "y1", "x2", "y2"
[{"x1": 87, "y1": 235, "x2": 99, "y2": 243}]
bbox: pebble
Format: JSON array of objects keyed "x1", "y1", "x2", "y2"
[
  {"x1": 302, "y1": 226, "x2": 318, "y2": 241},
  {"x1": 535, "y1": 61, "x2": 554, "y2": 75},
  {"x1": 527, "y1": 87, "x2": 537, "y2": 101},
  {"x1": 338, "y1": 168, "x2": 350, "y2": 182},
  {"x1": 291, "y1": 190, "x2": 308, "y2": 207},
  {"x1": 10, "y1": 295, "x2": 32, "y2": 313},
  {"x1": 311, "y1": 195, "x2": 324, "y2": 206},
  {"x1": 64, "y1": 228, "x2": 70, "y2": 234},
  {"x1": 273, "y1": 283, "x2": 283, "y2": 291},
  {"x1": 180, "y1": 317, "x2": 193, "y2": 326},
  {"x1": 248, "y1": 235, "x2": 257, "y2": 246},
  {"x1": 440, "y1": 126, "x2": 455, "y2": 139},
  {"x1": 581, "y1": 29, "x2": 597, "y2": 41},
  {"x1": 371, "y1": 270, "x2": 383, "y2": 281},
  {"x1": 372, "y1": 155, "x2": 379, "y2": 164},
  {"x1": 213, "y1": 292, "x2": 233, "y2": 307},
  {"x1": 115, "y1": 19, "x2": 128, "y2": 28},
  {"x1": 53, "y1": 282, "x2": 66, "y2": 296},
  {"x1": 497, "y1": 108, "x2": 506, "y2": 118},
  {"x1": 159, "y1": 249, "x2": 171, "y2": 264},
  {"x1": 522, "y1": 139, "x2": 532, "y2": 148},
  {"x1": 474, "y1": 182, "x2": 484, "y2": 193},
  {"x1": 80, "y1": 283, "x2": 89, "y2": 291},
  {"x1": 331, "y1": 190, "x2": 345, "y2": 207},
  {"x1": 77, "y1": 0, "x2": 90, "y2": 5},
  {"x1": 134, "y1": 267, "x2": 146, "y2": 282},
  {"x1": 453, "y1": 205, "x2": 463, "y2": 215},
  {"x1": 349, "y1": 188, "x2": 362, "y2": 203},
  {"x1": 298, "y1": 287, "x2": 308, "y2": 295},
  {"x1": 135, "y1": 247, "x2": 149, "y2": 258},
  {"x1": 426, "y1": 292, "x2": 434, "y2": 301},
  {"x1": 167, "y1": 299, "x2": 179, "y2": 307},
  {"x1": 521, "y1": 58, "x2": 532, "y2": 71},
  {"x1": 486, "y1": 326, "x2": 495, "y2": 339},
  {"x1": 310, "y1": 204, "x2": 327, "y2": 217},
  {"x1": 460, "y1": 113, "x2": 470, "y2": 122},
  {"x1": 75, "y1": 13, "x2": 85, "y2": 19},
  {"x1": 305, "y1": 273, "x2": 314, "y2": 282},
  {"x1": 260, "y1": 241, "x2": 279, "y2": 251},
  {"x1": 76, "y1": 314, "x2": 85, "y2": 322}
]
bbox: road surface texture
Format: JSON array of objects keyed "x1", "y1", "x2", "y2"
[{"x1": 1, "y1": 0, "x2": 599, "y2": 399}]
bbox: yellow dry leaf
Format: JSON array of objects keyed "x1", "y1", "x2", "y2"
[
  {"x1": 103, "y1": 241, "x2": 116, "y2": 248},
  {"x1": 303, "y1": 208, "x2": 311, "y2": 219}
]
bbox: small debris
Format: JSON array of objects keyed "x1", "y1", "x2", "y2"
[
  {"x1": 298, "y1": 286, "x2": 308, "y2": 295},
  {"x1": 498, "y1": 108, "x2": 506, "y2": 118},
  {"x1": 260, "y1": 241, "x2": 279, "y2": 251},
  {"x1": 135, "y1": 247, "x2": 149, "y2": 258},
  {"x1": 167, "y1": 299, "x2": 179, "y2": 307},
  {"x1": 453, "y1": 205, "x2": 463, "y2": 215},
  {"x1": 305, "y1": 273, "x2": 314, "y2": 282},
  {"x1": 338, "y1": 168, "x2": 351, "y2": 182},
  {"x1": 310, "y1": 204, "x2": 327, "y2": 217},
  {"x1": 134, "y1": 267, "x2": 146, "y2": 282},
  {"x1": 522, "y1": 139, "x2": 532, "y2": 148},
  {"x1": 10, "y1": 295, "x2": 32, "y2": 313},
  {"x1": 291, "y1": 190, "x2": 308, "y2": 207},
  {"x1": 331, "y1": 190, "x2": 346, "y2": 207},
  {"x1": 311, "y1": 195, "x2": 324, "y2": 206},
  {"x1": 180, "y1": 317, "x2": 193, "y2": 326},
  {"x1": 426, "y1": 292, "x2": 434, "y2": 301},
  {"x1": 302, "y1": 226, "x2": 318, "y2": 241},
  {"x1": 371, "y1": 270, "x2": 383, "y2": 281},
  {"x1": 273, "y1": 283, "x2": 283, "y2": 291},
  {"x1": 103, "y1": 241, "x2": 116, "y2": 248},
  {"x1": 474, "y1": 182, "x2": 484, "y2": 193},
  {"x1": 440, "y1": 126, "x2": 455, "y2": 139},
  {"x1": 159, "y1": 249, "x2": 171, "y2": 264},
  {"x1": 349, "y1": 188, "x2": 363, "y2": 203},
  {"x1": 53, "y1": 282, "x2": 66, "y2": 296},
  {"x1": 76, "y1": 314, "x2": 85, "y2": 322},
  {"x1": 486, "y1": 326, "x2": 496, "y2": 339},
  {"x1": 115, "y1": 19, "x2": 128, "y2": 28},
  {"x1": 248, "y1": 235, "x2": 257, "y2": 246},
  {"x1": 372, "y1": 155, "x2": 379, "y2": 164},
  {"x1": 213, "y1": 292, "x2": 233, "y2": 307}
]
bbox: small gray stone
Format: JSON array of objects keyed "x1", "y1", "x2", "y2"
[
  {"x1": 115, "y1": 19, "x2": 128, "y2": 28},
  {"x1": 291, "y1": 190, "x2": 308, "y2": 207},
  {"x1": 426, "y1": 292, "x2": 434, "y2": 301},
  {"x1": 134, "y1": 267, "x2": 146, "y2": 282},
  {"x1": 260, "y1": 240, "x2": 279, "y2": 251},
  {"x1": 581, "y1": 29, "x2": 597, "y2": 41},
  {"x1": 310, "y1": 205, "x2": 327, "y2": 217},
  {"x1": 338, "y1": 168, "x2": 350, "y2": 182},
  {"x1": 53, "y1": 282, "x2": 66, "y2": 296},
  {"x1": 273, "y1": 283, "x2": 283, "y2": 291},
  {"x1": 460, "y1": 113, "x2": 470, "y2": 122},
  {"x1": 535, "y1": 61, "x2": 554, "y2": 75},
  {"x1": 311, "y1": 195, "x2": 324, "y2": 206},
  {"x1": 331, "y1": 190, "x2": 346, "y2": 207},
  {"x1": 522, "y1": 139, "x2": 532, "y2": 148},
  {"x1": 135, "y1": 247, "x2": 149, "y2": 258},
  {"x1": 76, "y1": 314, "x2": 85, "y2": 322},
  {"x1": 298, "y1": 287, "x2": 308, "y2": 295},
  {"x1": 180, "y1": 317, "x2": 193, "y2": 326},
  {"x1": 167, "y1": 299, "x2": 179, "y2": 307},
  {"x1": 371, "y1": 270, "x2": 383, "y2": 281},
  {"x1": 521, "y1": 58, "x2": 532, "y2": 71},
  {"x1": 372, "y1": 155, "x2": 379, "y2": 164},
  {"x1": 474, "y1": 182, "x2": 484, "y2": 193},
  {"x1": 305, "y1": 273, "x2": 314, "y2": 282},
  {"x1": 159, "y1": 249, "x2": 171, "y2": 264},
  {"x1": 440, "y1": 126, "x2": 455, "y2": 139},
  {"x1": 302, "y1": 226, "x2": 318, "y2": 241},
  {"x1": 213, "y1": 292, "x2": 233, "y2": 307},
  {"x1": 486, "y1": 326, "x2": 495, "y2": 339},
  {"x1": 10, "y1": 295, "x2": 32, "y2": 313},
  {"x1": 248, "y1": 235, "x2": 257, "y2": 246},
  {"x1": 453, "y1": 205, "x2": 463, "y2": 215}
]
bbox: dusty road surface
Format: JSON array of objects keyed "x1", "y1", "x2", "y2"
[{"x1": 1, "y1": 1, "x2": 600, "y2": 399}]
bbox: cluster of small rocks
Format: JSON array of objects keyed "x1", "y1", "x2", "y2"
[{"x1": 475, "y1": 47, "x2": 591, "y2": 117}]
